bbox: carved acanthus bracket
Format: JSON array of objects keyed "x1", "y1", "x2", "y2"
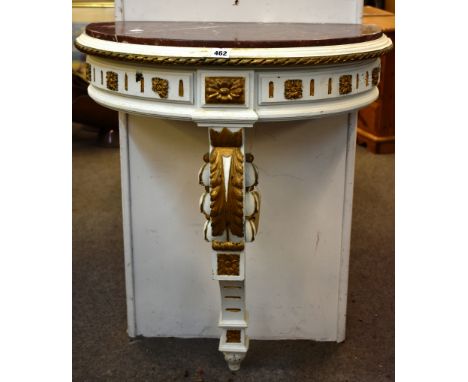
[
  {"x1": 198, "y1": 127, "x2": 261, "y2": 371},
  {"x1": 209, "y1": 132, "x2": 244, "y2": 238},
  {"x1": 199, "y1": 128, "x2": 260, "y2": 244}
]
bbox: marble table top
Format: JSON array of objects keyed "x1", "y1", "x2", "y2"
[{"x1": 84, "y1": 21, "x2": 383, "y2": 48}]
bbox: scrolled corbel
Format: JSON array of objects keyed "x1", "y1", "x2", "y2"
[{"x1": 198, "y1": 129, "x2": 261, "y2": 371}]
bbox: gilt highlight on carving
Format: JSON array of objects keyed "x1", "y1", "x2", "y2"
[
  {"x1": 106, "y1": 71, "x2": 118, "y2": 91},
  {"x1": 210, "y1": 128, "x2": 243, "y2": 147},
  {"x1": 208, "y1": 128, "x2": 244, "y2": 238},
  {"x1": 209, "y1": 147, "x2": 244, "y2": 238},
  {"x1": 284, "y1": 79, "x2": 303, "y2": 99},
  {"x1": 218, "y1": 254, "x2": 240, "y2": 276},
  {"x1": 152, "y1": 77, "x2": 169, "y2": 98},
  {"x1": 205, "y1": 77, "x2": 245, "y2": 104}
]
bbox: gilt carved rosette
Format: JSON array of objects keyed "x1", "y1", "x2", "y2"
[{"x1": 198, "y1": 127, "x2": 260, "y2": 371}]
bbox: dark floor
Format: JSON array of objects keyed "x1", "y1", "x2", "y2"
[{"x1": 73, "y1": 124, "x2": 394, "y2": 382}]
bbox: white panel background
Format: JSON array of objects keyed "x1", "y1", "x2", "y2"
[
  {"x1": 117, "y1": 0, "x2": 362, "y2": 24},
  {"x1": 125, "y1": 115, "x2": 351, "y2": 339}
]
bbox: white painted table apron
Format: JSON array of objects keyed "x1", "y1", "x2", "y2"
[{"x1": 76, "y1": 24, "x2": 392, "y2": 371}]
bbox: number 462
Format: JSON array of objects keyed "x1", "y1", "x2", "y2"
[{"x1": 214, "y1": 50, "x2": 228, "y2": 56}]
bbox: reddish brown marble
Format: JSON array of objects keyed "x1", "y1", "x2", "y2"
[{"x1": 85, "y1": 22, "x2": 382, "y2": 48}]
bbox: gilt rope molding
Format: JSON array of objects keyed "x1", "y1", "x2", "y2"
[
  {"x1": 75, "y1": 40, "x2": 393, "y2": 67},
  {"x1": 75, "y1": 21, "x2": 392, "y2": 371}
]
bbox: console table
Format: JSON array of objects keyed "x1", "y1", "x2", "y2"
[{"x1": 75, "y1": 21, "x2": 392, "y2": 371}]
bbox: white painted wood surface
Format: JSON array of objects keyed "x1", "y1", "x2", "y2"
[
  {"x1": 117, "y1": 0, "x2": 362, "y2": 24},
  {"x1": 117, "y1": 112, "x2": 137, "y2": 338},
  {"x1": 82, "y1": 52, "x2": 384, "y2": 122},
  {"x1": 123, "y1": 114, "x2": 355, "y2": 340},
  {"x1": 337, "y1": 112, "x2": 357, "y2": 342}
]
